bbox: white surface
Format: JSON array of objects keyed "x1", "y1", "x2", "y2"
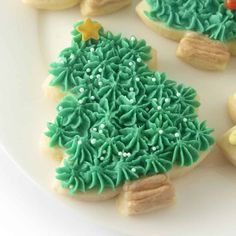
[
  {"x1": 0, "y1": 0, "x2": 236, "y2": 235},
  {"x1": 0, "y1": 148, "x2": 122, "y2": 236}
]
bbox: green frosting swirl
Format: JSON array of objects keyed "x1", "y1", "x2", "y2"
[
  {"x1": 46, "y1": 20, "x2": 214, "y2": 194},
  {"x1": 145, "y1": 0, "x2": 236, "y2": 42}
]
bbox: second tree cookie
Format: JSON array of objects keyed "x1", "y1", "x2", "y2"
[{"x1": 136, "y1": 0, "x2": 236, "y2": 71}]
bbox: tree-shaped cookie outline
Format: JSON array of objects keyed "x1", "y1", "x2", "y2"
[{"x1": 42, "y1": 19, "x2": 214, "y2": 215}]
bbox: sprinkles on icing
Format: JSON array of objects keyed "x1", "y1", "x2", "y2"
[{"x1": 45, "y1": 19, "x2": 214, "y2": 194}]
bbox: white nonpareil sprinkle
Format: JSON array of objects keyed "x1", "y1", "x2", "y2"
[
  {"x1": 98, "y1": 68, "x2": 103, "y2": 73},
  {"x1": 78, "y1": 99, "x2": 83, "y2": 104},
  {"x1": 129, "y1": 87, "x2": 134, "y2": 92},
  {"x1": 137, "y1": 58, "x2": 142, "y2": 63},
  {"x1": 130, "y1": 99, "x2": 134, "y2": 103},
  {"x1": 157, "y1": 106, "x2": 162, "y2": 110},
  {"x1": 90, "y1": 48, "x2": 95, "y2": 52},
  {"x1": 88, "y1": 60, "x2": 91, "y2": 63},
  {"x1": 77, "y1": 140, "x2": 82, "y2": 145},
  {"x1": 100, "y1": 156, "x2": 104, "y2": 161},
  {"x1": 103, "y1": 150, "x2": 107, "y2": 154},
  {"x1": 176, "y1": 92, "x2": 181, "y2": 97},
  {"x1": 96, "y1": 74, "x2": 101, "y2": 79},
  {"x1": 69, "y1": 185, "x2": 73, "y2": 189},
  {"x1": 129, "y1": 61, "x2": 133, "y2": 66},
  {"x1": 123, "y1": 152, "x2": 127, "y2": 157},
  {"x1": 152, "y1": 146, "x2": 157, "y2": 151},
  {"x1": 100, "y1": 124, "x2": 105, "y2": 129},
  {"x1": 130, "y1": 36, "x2": 136, "y2": 41},
  {"x1": 58, "y1": 106, "x2": 63, "y2": 111},
  {"x1": 165, "y1": 98, "x2": 170, "y2": 103},
  {"x1": 135, "y1": 77, "x2": 140, "y2": 82},
  {"x1": 131, "y1": 168, "x2": 136, "y2": 172},
  {"x1": 175, "y1": 132, "x2": 180, "y2": 137},
  {"x1": 86, "y1": 68, "x2": 91, "y2": 73},
  {"x1": 127, "y1": 152, "x2": 131, "y2": 157},
  {"x1": 118, "y1": 151, "x2": 122, "y2": 156},
  {"x1": 90, "y1": 75, "x2": 94, "y2": 79},
  {"x1": 159, "y1": 129, "x2": 164, "y2": 135},
  {"x1": 183, "y1": 118, "x2": 188, "y2": 122},
  {"x1": 98, "y1": 81, "x2": 102, "y2": 86},
  {"x1": 92, "y1": 127, "x2": 97, "y2": 132},
  {"x1": 152, "y1": 77, "x2": 156, "y2": 82},
  {"x1": 91, "y1": 96, "x2": 95, "y2": 100},
  {"x1": 79, "y1": 87, "x2": 84, "y2": 93},
  {"x1": 99, "y1": 130, "x2": 103, "y2": 134},
  {"x1": 90, "y1": 138, "x2": 96, "y2": 144}
]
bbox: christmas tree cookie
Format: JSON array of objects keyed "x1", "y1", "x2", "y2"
[
  {"x1": 218, "y1": 93, "x2": 236, "y2": 166},
  {"x1": 42, "y1": 18, "x2": 214, "y2": 215},
  {"x1": 136, "y1": 0, "x2": 236, "y2": 71},
  {"x1": 22, "y1": 0, "x2": 131, "y2": 16}
]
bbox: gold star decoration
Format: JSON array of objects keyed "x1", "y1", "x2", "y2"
[{"x1": 77, "y1": 18, "x2": 102, "y2": 41}]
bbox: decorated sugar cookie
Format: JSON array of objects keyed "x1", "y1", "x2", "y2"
[
  {"x1": 136, "y1": 0, "x2": 236, "y2": 71},
  {"x1": 22, "y1": 0, "x2": 131, "y2": 16},
  {"x1": 218, "y1": 94, "x2": 236, "y2": 166},
  {"x1": 41, "y1": 19, "x2": 214, "y2": 215}
]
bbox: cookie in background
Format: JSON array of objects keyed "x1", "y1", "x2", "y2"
[
  {"x1": 136, "y1": 0, "x2": 236, "y2": 71},
  {"x1": 22, "y1": 0, "x2": 131, "y2": 16}
]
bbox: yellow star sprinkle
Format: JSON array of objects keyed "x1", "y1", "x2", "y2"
[{"x1": 77, "y1": 18, "x2": 102, "y2": 41}]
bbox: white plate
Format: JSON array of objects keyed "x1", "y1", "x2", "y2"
[{"x1": 1, "y1": 0, "x2": 236, "y2": 235}]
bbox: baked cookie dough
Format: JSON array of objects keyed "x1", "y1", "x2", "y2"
[
  {"x1": 22, "y1": 0, "x2": 81, "y2": 10},
  {"x1": 22, "y1": 0, "x2": 131, "y2": 16},
  {"x1": 136, "y1": 0, "x2": 236, "y2": 71},
  {"x1": 42, "y1": 18, "x2": 214, "y2": 215},
  {"x1": 218, "y1": 93, "x2": 236, "y2": 166}
]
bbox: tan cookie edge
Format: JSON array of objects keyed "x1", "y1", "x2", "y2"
[
  {"x1": 22, "y1": 0, "x2": 81, "y2": 10},
  {"x1": 80, "y1": 0, "x2": 131, "y2": 16}
]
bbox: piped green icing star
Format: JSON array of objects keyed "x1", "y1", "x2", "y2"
[{"x1": 45, "y1": 20, "x2": 215, "y2": 194}]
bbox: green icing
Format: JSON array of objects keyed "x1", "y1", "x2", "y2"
[
  {"x1": 46, "y1": 20, "x2": 214, "y2": 194},
  {"x1": 145, "y1": 0, "x2": 236, "y2": 42}
]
